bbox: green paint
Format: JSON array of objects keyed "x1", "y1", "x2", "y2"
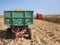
[{"x1": 4, "y1": 11, "x2": 33, "y2": 26}]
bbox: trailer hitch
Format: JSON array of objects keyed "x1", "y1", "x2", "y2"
[{"x1": 11, "y1": 28, "x2": 26, "y2": 37}]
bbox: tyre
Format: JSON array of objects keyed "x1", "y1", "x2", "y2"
[
  {"x1": 6, "y1": 28, "x2": 15, "y2": 39},
  {"x1": 26, "y1": 28, "x2": 32, "y2": 39}
]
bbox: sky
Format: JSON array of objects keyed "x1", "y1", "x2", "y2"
[{"x1": 0, "y1": 0, "x2": 60, "y2": 15}]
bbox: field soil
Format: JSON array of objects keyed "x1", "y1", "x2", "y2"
[{"x1": 0, "y1": 17, "x2": 60, "y2": 45}]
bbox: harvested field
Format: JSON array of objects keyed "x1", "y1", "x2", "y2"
[{"x1": 0, "y1": 16, "x2": 60, "y2": 45}]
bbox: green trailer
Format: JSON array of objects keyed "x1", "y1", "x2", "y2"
[{"x1": 4, "y1": 11, "x2": 33, "y2": 39}]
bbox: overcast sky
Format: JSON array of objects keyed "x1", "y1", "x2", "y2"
[{"x1": 0, "y1": 0, "x2": 60, "y2": 15}]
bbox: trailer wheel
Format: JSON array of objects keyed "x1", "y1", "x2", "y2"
[
  {"x1": 6, "y1": 28, "x2": 15, "y2": 39},
  {"x1": 26, "y1": 28, "x2": 32, "y2": 39}
]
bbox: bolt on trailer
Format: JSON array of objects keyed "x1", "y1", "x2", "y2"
[{"x1": 4, "y1": 11, "x2": 34, "y2": 39}]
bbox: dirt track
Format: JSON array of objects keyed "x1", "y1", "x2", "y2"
[{"x1": 0, "y1": 18, "x2": 60, "y2": 45}]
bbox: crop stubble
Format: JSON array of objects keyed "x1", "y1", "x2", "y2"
[{"x1": 0, "y1": 17, "x2": 60, "y2": 45}]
